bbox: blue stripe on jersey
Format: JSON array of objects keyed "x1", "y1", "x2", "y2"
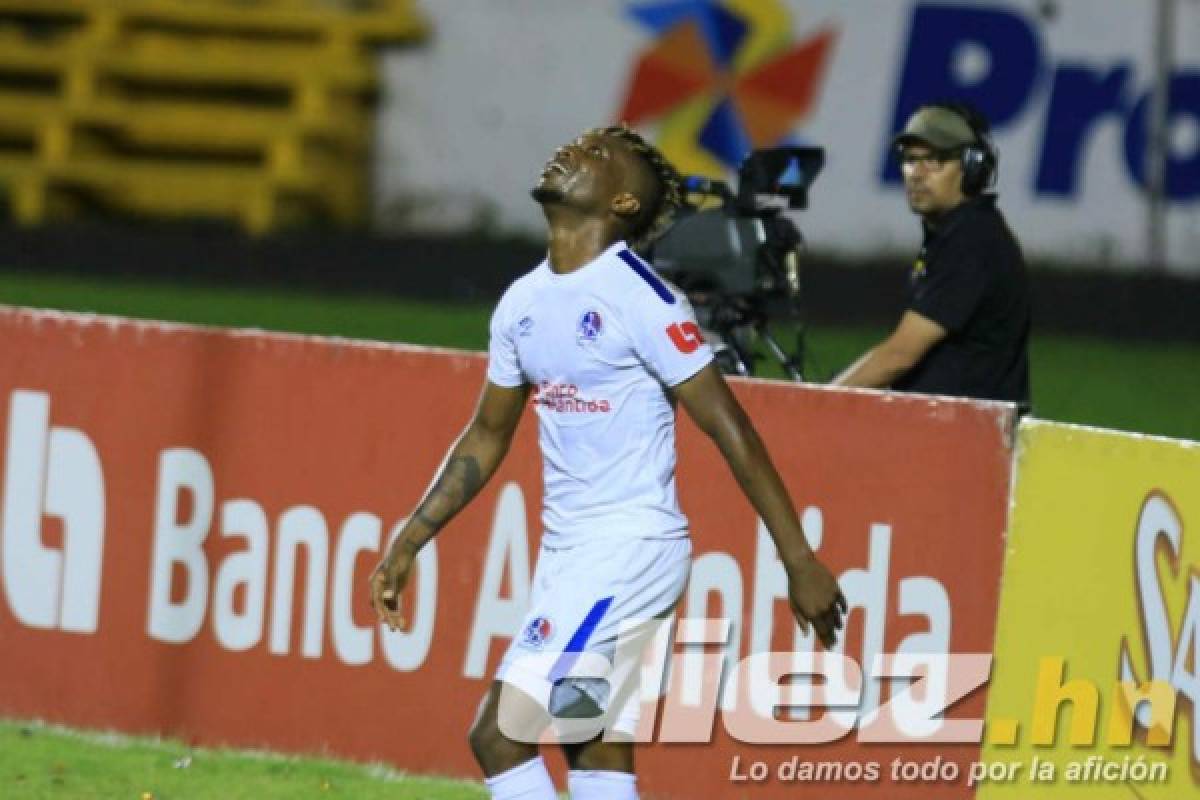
[
  {"x1": 617, "y1": 249, "x2": 675, "y2": 305},
  {"x1": 548, "y1": 595, "x2": 614, "y2": 683}
]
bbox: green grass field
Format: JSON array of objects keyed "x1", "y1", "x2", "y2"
[
  {"x1": 0, "y1": 269, "x2": 1196, "y2": 440},
  {"x1": 1, "y1": 720, "x2": 485, "y2": 799}
]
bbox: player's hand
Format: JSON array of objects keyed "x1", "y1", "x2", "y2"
[
  {"x1": 784, "y1": 555, "x2": 847, "y2": 649},
  {"x1": 368, "y1": 547, "x2": 417, "y2": 632}
]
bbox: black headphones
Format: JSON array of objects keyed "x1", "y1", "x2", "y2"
[
  {"x1": 960, "y1": 136, "x2": 998, "y2": 195},
  {"x1": 936, "y1": 102, "x2": 998, "y2": 196}
]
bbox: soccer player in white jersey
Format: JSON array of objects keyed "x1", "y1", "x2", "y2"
[{"x1": 370, "y1": 125, "x2": 846, "y2": 800}]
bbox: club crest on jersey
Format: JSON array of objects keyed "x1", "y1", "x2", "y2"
[
  {"x1": 520, "y1": 616, "x2": 555, "y2": 649},
  {"x1": 518, "y1": 315, "x2": 535, "y2": 336},
  {"x1": 577, "y1": 309, "x2": 603, "y2": 345}
]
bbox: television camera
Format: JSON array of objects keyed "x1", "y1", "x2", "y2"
[{"x1": 649, "y1": 146, "x2": 823, "y2": 380}]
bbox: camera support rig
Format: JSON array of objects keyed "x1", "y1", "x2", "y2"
[{"x1": 649, "y1": 147, "x2": 825, "y2": 381}]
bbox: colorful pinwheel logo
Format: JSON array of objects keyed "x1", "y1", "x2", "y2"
[{"x1": 617, "y1": 0, "x2": 837, "y2": 176}]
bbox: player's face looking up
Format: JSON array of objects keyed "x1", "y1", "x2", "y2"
[
  {"x1": 532, "y1": 131, "x2": 659, "y2": 234},
  {"x1": 900, "y1": 143, "x2": 966, "y2": 219}
]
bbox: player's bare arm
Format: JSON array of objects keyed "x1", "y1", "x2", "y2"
[
  {"x1": 370, "y1": 380, "x2": 530, "y2": 630},
  {"x1": 832, "y1": 310, "x2": 946, "y2": 388},
  {"x1": 671, "y1": 363, "x2": 847, "y2": 647}
]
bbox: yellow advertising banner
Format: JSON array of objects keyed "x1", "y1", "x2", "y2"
[{"x1": 978, "y1": 420, "x2": 1200, "y2": 799}]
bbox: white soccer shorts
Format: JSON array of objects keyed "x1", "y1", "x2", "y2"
[{"x1": 496, "y1": 536, "x2": 692, "y2": 737}]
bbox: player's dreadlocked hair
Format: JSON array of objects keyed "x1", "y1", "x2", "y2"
[{"x1": 593, "y1": 124, "x2": 683, "y2": 252}]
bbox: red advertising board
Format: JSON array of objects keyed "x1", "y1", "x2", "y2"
[{"x1": 0, "y1": 307, "x2": 1015, "y2": 797}]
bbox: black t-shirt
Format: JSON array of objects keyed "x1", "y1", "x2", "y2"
[{"x1": 893, "y1": 195, "x2": 1031, "y2": 409}]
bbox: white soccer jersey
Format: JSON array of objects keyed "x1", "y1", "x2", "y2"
[{"x1": 487, "y1": 240, "x2": 714, "y2": 547}]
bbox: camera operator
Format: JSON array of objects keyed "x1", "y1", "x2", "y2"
[{"x1": 833, "y1": 102, "x2": 1031, "y2": 410}]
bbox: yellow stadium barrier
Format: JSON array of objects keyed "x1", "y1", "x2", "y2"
[{"x1": 0, "y1": 0, "x2": 425, "y2": 231}]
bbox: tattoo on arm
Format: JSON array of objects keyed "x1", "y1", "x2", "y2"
[{"x1": 413, "y1": 455, "x2": 483, "y2": 531}]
